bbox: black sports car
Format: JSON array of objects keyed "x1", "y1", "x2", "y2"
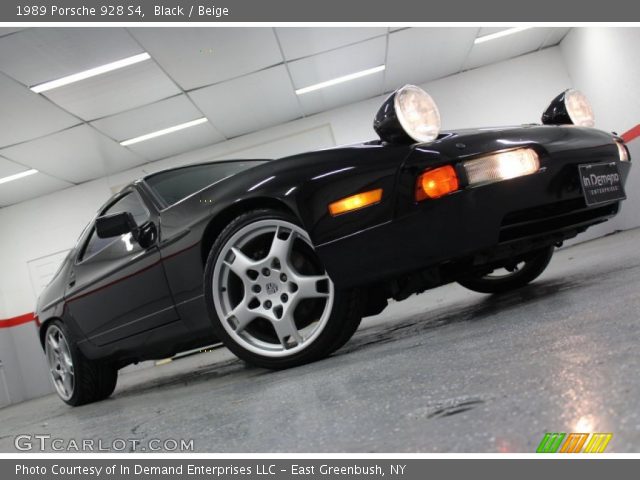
[{"x1": 36, "y1": 86, "x2": 631, "y2": 405}]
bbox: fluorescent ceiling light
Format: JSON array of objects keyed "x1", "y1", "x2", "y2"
[
  {"x1": 295, "y1": 65, "x2": 386, "y2": 95},
  {"x1": 31, "y1": 52, "x2": 151, "y2": 93},
  {"x1": 0, "y1": 169, "x2": 38, "y2": 185},
  {"x1": 120, "y1": 118, "x2": 208, "y2": 146},
  {"x1": 474, "y1": 27, "x2": 532, "y2": 44}
]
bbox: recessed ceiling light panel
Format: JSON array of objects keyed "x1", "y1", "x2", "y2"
[
  {"x1": 0, "y1": 169, "x2": 38, "y2": 185},
  {"x1": 120, "y1": 118, "x2": 209, "y2": 146},
  {"x1": 31, "y1": 53, "x2": 151, "y2": 93},
  {"x1": 295, "y1": 65, "x2": 386, "y2": 95}
]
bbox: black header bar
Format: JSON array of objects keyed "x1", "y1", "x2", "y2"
[{"x1": 1, "y1": 0, "x2": 639, "y2": 22}]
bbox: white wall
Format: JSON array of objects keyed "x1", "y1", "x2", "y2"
[
  {"x1": 560, "y1": 27, "x2": 640, "y2": 239},
  {"x1": 0, "y1": 334, "x2": 18, "y2": 407},
  {"x1": 0, "y1": 46, "x2": 581, "y2": 404}
]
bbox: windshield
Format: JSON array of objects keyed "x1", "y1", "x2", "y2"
[{"x1": 145, "y1": 160, "x2": 266, "y2": 207}]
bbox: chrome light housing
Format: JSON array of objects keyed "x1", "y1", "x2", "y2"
[
  {"x1": 374, "y1": 85, "x2": 441, "y2": 143},
  {"x1": 542, "y1": 89, "x2": 595, "y2": 127}
]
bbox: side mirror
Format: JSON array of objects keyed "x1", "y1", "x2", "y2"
[{"x1": 96, "y1": 212, "x2": 137, "y2": 239}]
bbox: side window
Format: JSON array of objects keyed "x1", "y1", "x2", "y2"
[
  {"x1": 81, "y1": 228, "x2": 113, "y2": 260},
  {"x1": 80, "y1": 191, "x2": 150, "y2": 262}
]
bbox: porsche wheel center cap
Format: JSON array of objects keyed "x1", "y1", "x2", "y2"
[{"x1": 265, "y1": 282, "x2": 279, "y2": 295}]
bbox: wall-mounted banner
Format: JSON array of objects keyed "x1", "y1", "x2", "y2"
[{"x1": 0, "y1": 0, "x2": 639, "y2": 22}]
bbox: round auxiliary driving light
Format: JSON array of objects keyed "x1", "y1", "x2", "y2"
[
  {"x1": 542, "y1": 89, "x2": 595, "y2": 127},
  {"x1": 373, "y1": 85, "x2": 441, "y2": 143}
]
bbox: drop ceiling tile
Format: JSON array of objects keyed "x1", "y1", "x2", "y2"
[
  {"x1": 130, "y1": 28, "x2": 283, "y2": 90},
  {"x1": 42, "y1": 59, "x2": 181, "y2": 120},
  {"x1": 0, "y1": 125, "x2": 145, "y2": 183},
  {"x1": 0, "y1": 73, "x2": 79, "y2": 148},
  {"x1": 125, "y1": 121, "x2": 224, "y2": 161},
  {"x1": 0, "y1": 156, "x2": 28, "y2": 178},
  {"x1": 0, "y1": 172, "x2": 72, "y2": 207},
  {"x1": 384, "y1": 28, "x2": 477, "y2": 91},
  {"x1": 288, "y1": 37, "x2": 386, "y2": 89},
  {"x1": 464, "y1": 28, "x2": 549, "y2": 70},
  {"x1": 189, "y1": 65, "x2": 302, "y2": 138},
  {"x1": 296, "y1": 75, "x2": 384, "y2": 116},
  {"x1": 475, "y1": 27, "x2": 570, "y2": 48},
  {"x1": 542, "y1": 27, "x2": 572, "y2": 47},
  {"x1": 477, "y1": 27, "x2": 509, "y2": 37},
  {"x1": 91, "y1": 95, "x2": 206, "y2": 141},
  {"x1": 287, "y1": 37, "x2": 386, "y2": 115},
  {"x1": 215, "y1": 125, "x2": 335, "y2": 161},
  {"x1": 0, "y1": 28, "x2": 142, "y2": 87},
  {"x1": 275, "y1": 27, "x2": 387, "y2": 60}
]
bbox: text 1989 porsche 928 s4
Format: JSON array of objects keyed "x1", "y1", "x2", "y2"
[{"x1": 36, "y1": 86, "x2": 631, "y2": 405}]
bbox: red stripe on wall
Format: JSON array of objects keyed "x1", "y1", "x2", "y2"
[
  {"x1": 622, "y1": 124, "x2": 640, "y2": 143},
  {"x1": 0, "y1": 312, "x2": 37, "y2": 329}
]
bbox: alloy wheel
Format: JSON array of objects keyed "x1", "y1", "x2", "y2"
[
  {"x1": 212, "y1": 219, "x2": 334, "y2": 357},
  {"x1": 45, "y1": 325, "x2": 75, "y2": 401}
]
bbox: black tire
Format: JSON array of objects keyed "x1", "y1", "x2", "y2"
[
  {"x1": 457, "y1": 246, "x2": 554, "y2": 294},
  {"x1": 45, "y1": 320, "x2": 118, "y2": 406},
  {"x1": 325, "y1": 290, "x2": 364, "y2": 355},
  {"x1": 204, "y1": 209, "x2": 363, "y2": 369}
]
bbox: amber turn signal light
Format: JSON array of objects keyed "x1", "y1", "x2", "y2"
[
  {"x1": 329, "y1": 188, "x2": 383, "y2": 216},
  {"x1": 415, "y1": 165, "x2": 459, "y2": 200}
]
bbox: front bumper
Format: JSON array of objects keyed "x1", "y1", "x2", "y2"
[{"x1": 317, "y1": 154, "x2": 630, "y2": 289}]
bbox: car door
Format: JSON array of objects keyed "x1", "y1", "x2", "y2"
[{"x1": 65, "y1": 188, "x2": 179, "y2": 346}]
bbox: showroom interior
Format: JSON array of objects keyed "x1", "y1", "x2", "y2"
[{"x1": 0, "y1": 26, "x2": 639, "y2": 451}]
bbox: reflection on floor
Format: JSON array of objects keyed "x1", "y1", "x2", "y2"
[{"x1": 1, "y1": 228, "x2": 639, "y2": 452}]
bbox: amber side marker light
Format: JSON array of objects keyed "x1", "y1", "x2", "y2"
[
  {"x1": 329, "y1": 188, "x2": 383, "y2": 216},
  {"x1": 416, "y1": 165, "x2": 459, "y2": 201}
]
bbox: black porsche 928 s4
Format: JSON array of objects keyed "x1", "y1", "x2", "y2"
[{"x1": 36, "y1": 86, "x2": 631, "y2": 405}]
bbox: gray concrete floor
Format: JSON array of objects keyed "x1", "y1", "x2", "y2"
[{"x1": 1, "y1": 229, "x2": 640, "y2": 453}]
